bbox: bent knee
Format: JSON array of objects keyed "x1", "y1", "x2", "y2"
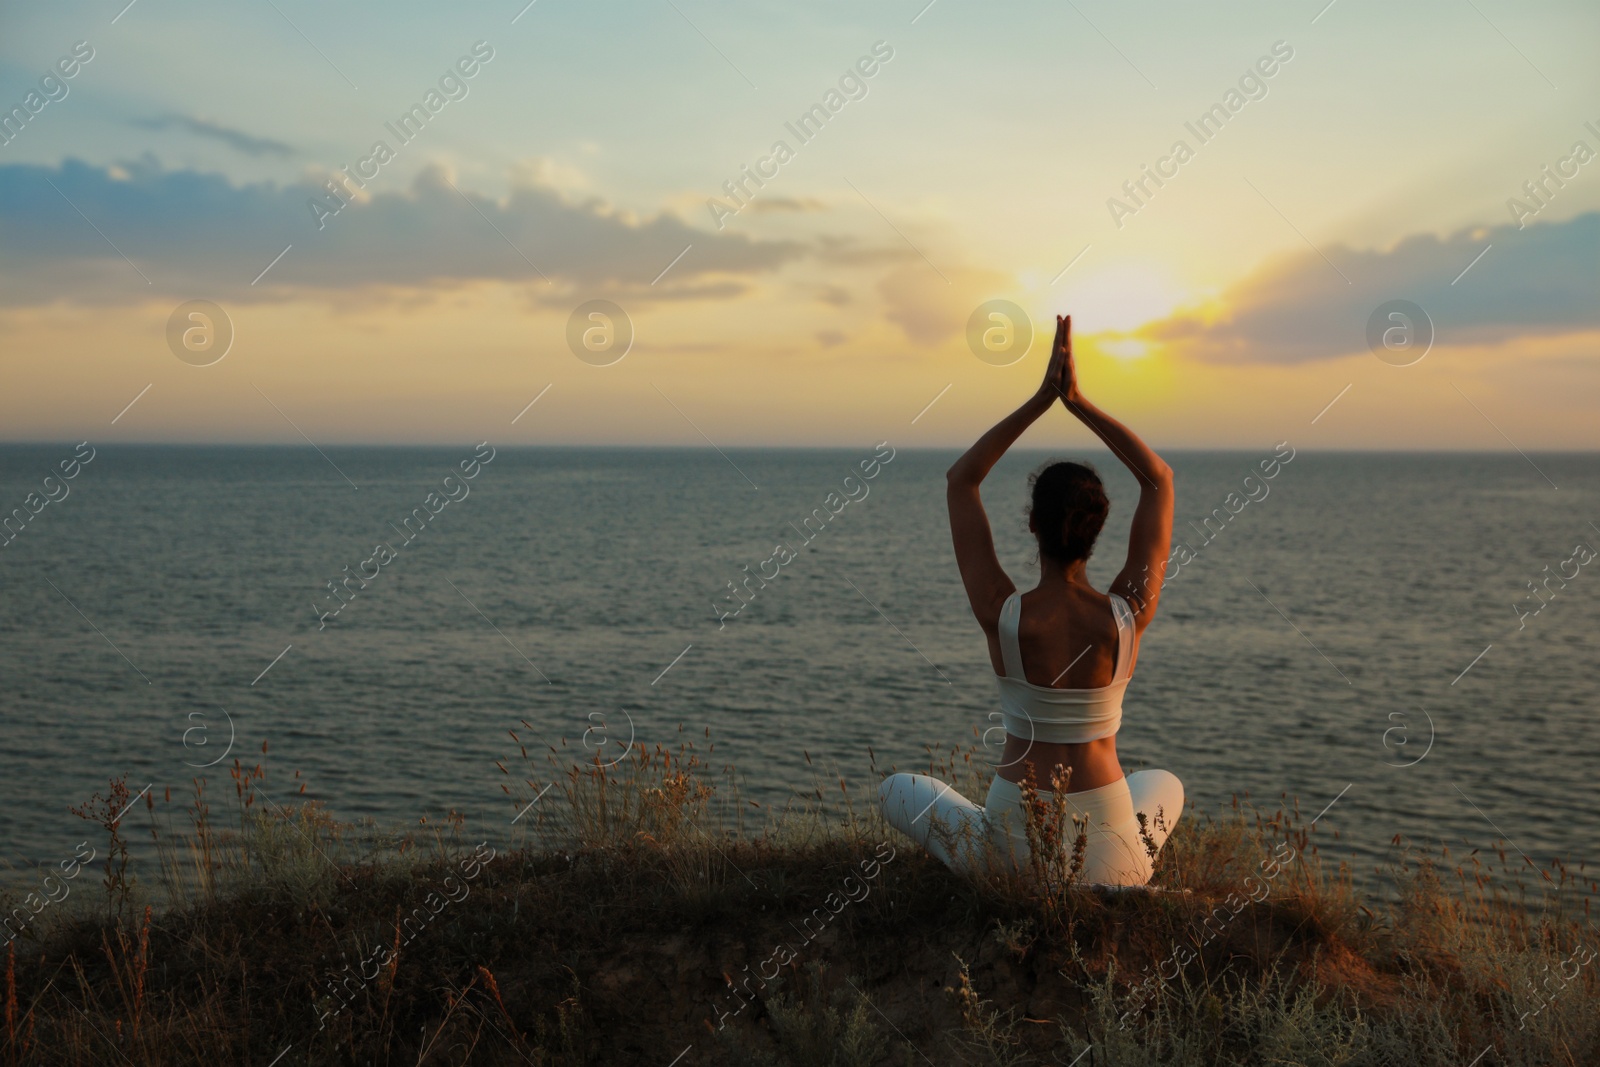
[
  {"x1": 877, "y1": 773, "x2": 922, "y2": 817},
  {"x1": 1130, "y1": 768, "x2": 1183, "y2": 793},
  {"x1": 1130, "y1": 769, "x2": 1184, "y2": 820},
  {"x1": 878, "y1": 773, "x2": 910, "y2": 803},
  {"x1": 1143, "y1": 768, "x2": 1183, "y2": 797}
]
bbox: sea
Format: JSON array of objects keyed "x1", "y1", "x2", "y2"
[{"x1": 2, "y1": 445, "x2": 1597, "y2": 893}]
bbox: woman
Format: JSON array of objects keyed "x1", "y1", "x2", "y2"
[{"x1": 877, "y1": 314, "x2": 1182, "y2": 887}]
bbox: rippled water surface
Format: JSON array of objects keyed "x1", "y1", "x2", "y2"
[{"x1": 2, "y1": 446, "x2": 1597, "y2": 887}]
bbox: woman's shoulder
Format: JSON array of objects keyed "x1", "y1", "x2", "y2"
[{"x1": 1018, "y1": 585, "x2": 1124, "y2": 634}]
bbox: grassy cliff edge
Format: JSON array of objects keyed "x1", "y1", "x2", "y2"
[{"x1": 3, "y1": 734, "x2": 1596, "y2": 1066}]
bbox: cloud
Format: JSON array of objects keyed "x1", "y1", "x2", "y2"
[
  {"x1": 128, "y1": 114, "x2": 294, "y2": 157},
  {"x1": 0, "y1": 157, "x2": 805, "y2": 307},
  {"x1": 814, "y1": 234, "x2": 920, "y2": 266},
  {"x1": 877, "y1": 263, "x2": 1010, "y2": 346},
  {"x1": 1142, "y1": 212, "x2": 1599, "y2": 363},
  {"x1": 747, "y1": 196, "x2": 828, "y2": 214},
  {"x1": 810, "y1": 284, "x2": 852, "y2": 306}
]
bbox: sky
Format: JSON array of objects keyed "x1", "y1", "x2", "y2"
[{"x1": 1, "y1": 0, "x2": 1596, "y2": 448}]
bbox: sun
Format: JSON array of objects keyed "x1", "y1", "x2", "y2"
[{"x1": 1030, "y1": 261, "x2": 1188, "y2": 336}]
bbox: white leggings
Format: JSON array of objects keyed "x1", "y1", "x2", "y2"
[{"x1": 877, "y1": 769, "x2": 1184, "y2": 886}]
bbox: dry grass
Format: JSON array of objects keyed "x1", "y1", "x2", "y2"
[{"x1": 0, "y1": 731, "x2": 1595, "y2": 1066}]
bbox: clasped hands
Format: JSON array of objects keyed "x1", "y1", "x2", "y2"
[{"x1": 1033, "y1": 313, "x2": 1083, "y2": 408}]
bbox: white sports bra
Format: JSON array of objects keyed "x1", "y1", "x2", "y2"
[{"x1": 994, "y1": 589, "x2": 1136, "y2": 744}]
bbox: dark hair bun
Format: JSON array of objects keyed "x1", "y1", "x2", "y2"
[{"x1": 1028, "y1": 461, "x2": 1109, "y2": 564}]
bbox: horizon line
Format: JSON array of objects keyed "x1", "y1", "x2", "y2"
[{"x1": 0, "y1": 441, "x2": 1597, "y2": 455}]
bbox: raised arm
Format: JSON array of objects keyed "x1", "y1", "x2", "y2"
[
  {"x1": 945, "y1": 318, "x2": 1070, "y2": 630},
  {"x1": 1053, "y1": 316, "x2": 1174, "y2": 630}
]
